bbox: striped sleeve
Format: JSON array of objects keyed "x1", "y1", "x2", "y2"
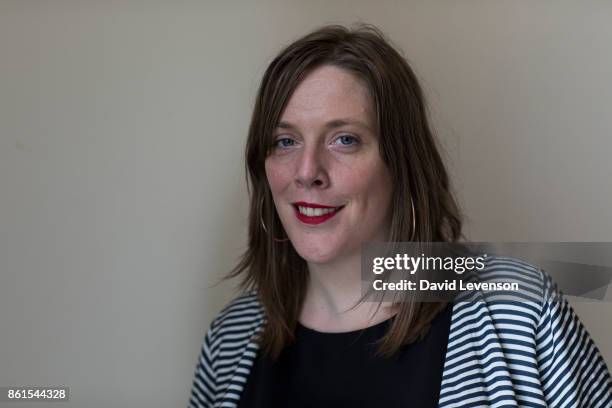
[
  {"x1": 188, "y1": 292, "x2": 264, "y2": 408},
  {"x1": 536, "y1": 271, "x2": 612, "y2": 407},
  {"x1": 188, "y1": 322, "x2": 217, "y2": 408}
]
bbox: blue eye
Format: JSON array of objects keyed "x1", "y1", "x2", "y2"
[
  {"x1": 274, "y1": 138, "x2": 295, "y2": 148},
  {"x1": 334, "y1": 134, "x2": 358, "y2": 146}
]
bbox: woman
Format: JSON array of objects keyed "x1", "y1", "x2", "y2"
[{"x1": 189, "y1": 24, "x2": 611, "y2": 407}]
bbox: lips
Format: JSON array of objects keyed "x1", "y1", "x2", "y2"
[{"x1": 292, "y1": 201, "x2": 344, "y2": 225}]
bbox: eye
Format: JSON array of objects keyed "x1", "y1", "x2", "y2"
[
  {"x1": 273, "y1": 137, "x2": 296, "y2": 148},
  {"x1": 333, "y1": 134, "x2": 359, "y2": 146}
]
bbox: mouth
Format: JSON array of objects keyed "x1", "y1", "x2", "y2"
[{"x1": 292, "y1": 201, "x2": 345, "y2": 225}]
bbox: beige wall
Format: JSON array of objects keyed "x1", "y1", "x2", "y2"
[{"x1": 1, "y1": 1, "x2": 610, "y2": 406}]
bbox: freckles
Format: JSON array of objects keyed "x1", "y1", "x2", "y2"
[
  {"x1": 265, "y1": 161, "x2": 293, "y2": 191},
  {"x1": 348, "y1": 164, "x2": 392, "y2": 212},
  {"x1": 344, "y1": 158, "x2": 385, "y2": 185}
]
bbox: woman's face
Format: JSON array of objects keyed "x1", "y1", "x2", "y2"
[{"x1": 265, "y1": 65, "x2": 393, "y2": 265}]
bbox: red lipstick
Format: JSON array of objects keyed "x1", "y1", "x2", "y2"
[{"x1": 292, "y1": 201, "x2": 344, "y2": 225}]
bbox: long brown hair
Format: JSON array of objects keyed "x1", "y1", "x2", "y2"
[{"x1": 226, "y1": 23, "x2": 463, "y2": 359}]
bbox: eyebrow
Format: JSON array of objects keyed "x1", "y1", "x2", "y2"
[{"x1": 275, "y1": 118, "x2": 372, "y2": 132}]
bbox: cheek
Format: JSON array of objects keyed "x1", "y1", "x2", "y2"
[
  {"x1": 265, "y1": 159, "x2": 293, "y2": 194},
  {"x1": 343, "y1": 161, "x2": 393, "y2": 208}
]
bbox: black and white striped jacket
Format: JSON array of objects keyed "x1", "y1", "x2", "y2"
[{"x1": 189, "y1": 257, "x2": 612, "y2": 407}]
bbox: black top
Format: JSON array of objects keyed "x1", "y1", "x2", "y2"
[{"x1": 238, "y1": 303, "x2": 453, "y2": 408}]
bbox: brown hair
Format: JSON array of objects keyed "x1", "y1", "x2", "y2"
[{"x1": 226, "y1": 23, "x2": 463, "y2": 359}]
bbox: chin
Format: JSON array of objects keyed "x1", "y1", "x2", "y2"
[{"x1": 289, "y1": 237, "x2": 349, "y2": 265}]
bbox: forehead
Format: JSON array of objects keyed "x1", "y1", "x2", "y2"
[{"x1": 279, "y1": 65, "x2": 374, "y2": 125}]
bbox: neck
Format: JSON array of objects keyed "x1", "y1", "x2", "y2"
[{"x1": 300, "y1": 250, "x2": 396, "y2": 332}]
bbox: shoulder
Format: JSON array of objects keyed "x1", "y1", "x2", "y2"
[
  {"x1": 207, "y1": 290, "x2": 265, "y2": 345},
  {"x1": 189, "y1": 291, "x2": 265, "y2": 407},
  {"x1": 463, "y1": 254, "x2": 550, "y2": 302},
  {"x1": 451, "y1": 255, "x2": 551, "y2": 332},
  {"x1": 479, "y1": 255, "x2": 546, "y2": 291},
  {"x1": 441, "y1": 256, "x2": 612, "y2": 407}
]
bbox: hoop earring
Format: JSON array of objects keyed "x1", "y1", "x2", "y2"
[
  {"x1": 260, "y1": 196, "x2": 289, "y2": 242},
  {"x1": 410, "y1": 197, "x2": 416, "y2": 242}
]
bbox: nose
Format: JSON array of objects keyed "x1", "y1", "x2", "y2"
[{"x1": 295, "y1": 144, "x2": 329, "y2": 189}]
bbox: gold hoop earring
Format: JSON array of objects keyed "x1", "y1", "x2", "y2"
[
  {"x1": 410, "y1": 197, "x2": 416, "y2": 242},
  {"x1": 260, "y1": 195, "x2": 289, "y2": 242}
]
